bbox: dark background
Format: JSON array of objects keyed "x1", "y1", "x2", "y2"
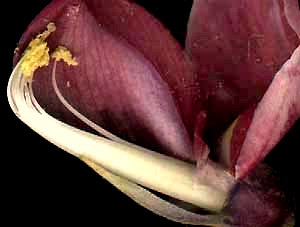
[{"x1": 3, "y1": 0, "x2": 298, "y2": 226}]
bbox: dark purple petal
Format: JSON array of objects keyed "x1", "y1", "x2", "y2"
[
  {"x1": 186, "y1": 0, "x2": 300, "y2": 142},
  {"x1": 216, "y1": 2, "x2": 300, "y2": 178},
  {"x1": 235, "y1": 45, "x2": 300, "y2": 179},
  {"x1": 284, "y1": 0, "x2": 300, "y2": 37},
  {"x1": 14, "y1": 0, "x2": 68, "y2": 64},
  {"x1": 16, "y1": 0, "x2": 195, "y2": 161},
  {"x1": 219, "y1": 44, "x2": 300, "y2": 179},
  {"x1": 84, "y1": 0, "x2": 205, "y2": 136},
  {"x1": 225, "y1": 164, "x2": 295, "y2": 227},
  {"x1": 192, "y1": 111, "x2": 209, "y2": 164},
  {"x1": 15, "y1": 0, "x2": 205, "y2": 138}
]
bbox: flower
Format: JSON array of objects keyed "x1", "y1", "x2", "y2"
[{"x1": 8, "y1": 0, "x2": 299, "y2": 226}]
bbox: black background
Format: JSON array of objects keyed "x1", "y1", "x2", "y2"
[{"x1": 3, "y1": 0, "x2": 298, "y2": 226}]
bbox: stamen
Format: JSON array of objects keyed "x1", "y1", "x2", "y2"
[{"x1": 51, "y1": 61, "x2": 127, "y2": 144}]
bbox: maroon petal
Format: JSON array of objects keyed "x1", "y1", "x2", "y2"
[
  {"x1": 218, "y1": 105, "x2": 256, "y2": 175},
  {"x1": 17, "y1": 0, "x2": 195, "y2": 161},
  {"x1": 235, "y1": 45, "x2": 300, "y2": 179},
  {"x1": 192, "y1": 111, "x2": 209, "y2": 165},
  {"x1": 219, "y1": 45, "x2": 300, "y2": 179},
  {"x1": 84, "y1": 0, "x2": 205, "y2": 136},
  {"x1": 186, "y1": 0, "x2": 300, "y2": 141},
  {"x1": 225, "y1": 164, "x2": 295, "y2": 227},
  {"x1": 15, "y1": 0, "x2": 205, "y2": 138}
]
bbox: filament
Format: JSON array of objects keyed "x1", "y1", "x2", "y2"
[{"x1": 51, "y1": 61, "x2": 128, "y2": 144}]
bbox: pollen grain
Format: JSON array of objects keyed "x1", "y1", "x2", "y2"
[{"x1": 19, "y1": 23, "x2": 56, "y2": 79}]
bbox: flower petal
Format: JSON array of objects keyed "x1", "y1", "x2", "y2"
[
  {"x1": 225, "y1": 164, "x2": 295, "y2": 227},
  {"x1": 219, "y1": 45, "x2": 300, "y2": 179},
  {"x1": 186, "y1": 0, "x2": 300, "y2": 141},
  {"x1": 14, "y1": 0, "x2": 205, "y2": 138},
  {"x1": 17, "y1": 0, "x2": 194, "y2": 160},
  {"x1": 192, "y1": 111, "x2": 210, "y2": 164},
  {"x1": 235, "y1": 45, "x2": 300, "y2": 179},
  {"x1": 84, "y1": 0, "x2": 205, "y2": 136},
  {"x1": 217, "y1": 105, "x2": 256, "y2": 174}
]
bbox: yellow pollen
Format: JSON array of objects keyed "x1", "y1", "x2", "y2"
[
  {"x1": 51, "y1": 46, "x2": 78, "y2": 66},
  {"x1": 19, "y1": 23, "x2": 56, "y2": 79},
  {"x1": 19, "y1": 22, "x2": 78, "y2": 79}
]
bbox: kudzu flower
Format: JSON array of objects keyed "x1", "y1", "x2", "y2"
[{"x1": 8, "y1": 0, "x2": 299, "y2": 226}]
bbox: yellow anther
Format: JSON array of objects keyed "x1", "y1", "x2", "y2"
[{"x1": 51, "y1": 46, "x2": 78, "y2": 66}]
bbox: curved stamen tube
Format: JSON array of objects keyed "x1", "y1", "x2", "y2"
[{"x1": 7, "y1": 60, "x2": 235, "y2": 213}]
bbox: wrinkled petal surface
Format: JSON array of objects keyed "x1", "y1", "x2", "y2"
[
  {"x1": 186, "y1": 0, "x2": 300, "y2": 142},
  {"x1": 16, "y1": 0, "x2": 195, "y2": 160}
]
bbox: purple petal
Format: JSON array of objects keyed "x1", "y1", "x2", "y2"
[
  {"x1": 192, "y1": 111, "x2": 210, "y2": 164},
  {"x1": 219, "y1": 44, "x2": 300, "y2": 178},
  {"x1": 15, "y1": 0, "x2": 205, "y2": 138},
  {"x1": 216, "y1": 2, "x2": 300, "y2": 178},
  {"x1": 226, "y1": 164, "x2": 295, "y2": 227},
  {"x1": 14, "y1": 0, "x2": 68, "y2": 64},
  {"x1": 235, "y1": 45, "x2": 300, "y2": 179},
  {"x1": 16, "y1": 0, "x2": 195, "y2": 161},
  {"x1": 186, "y1": 0, "x2": 300, "y2": 141},
  {"x1": 84, "y1": 0, "x2": 205, "y2": 136}
]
